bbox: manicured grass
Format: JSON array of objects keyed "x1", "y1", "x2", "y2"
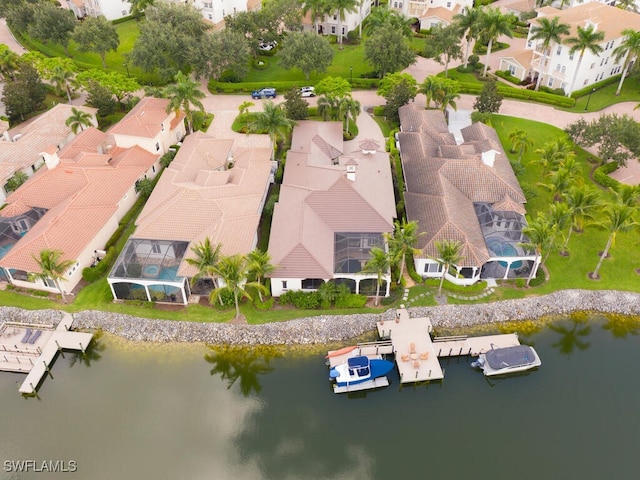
[
  {"x1": 562, "y1": 76, "x2": 640, "y2": 113},
  {"x1": 243, "y1": 43, "x2": 373, "y2": 83},
  {"x1": 492, "y1": 114, "x2": 640, "y2": 294}
]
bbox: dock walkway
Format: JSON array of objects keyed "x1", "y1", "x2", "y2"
[
  {"x1": 0, "y1": 314, "x2": 94, "y2": 394},
  {"x1": 377, "y1": 308, "x2": 521, "y2": 384}
]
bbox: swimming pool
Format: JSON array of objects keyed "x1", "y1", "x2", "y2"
[
  {"x1": 0, "y1": 243, "x2": 16, "y2": 259},
  {"x1": 486, "y1": 238, "x2": 522, "y2": 269}
]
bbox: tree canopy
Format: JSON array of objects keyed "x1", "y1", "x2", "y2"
[
  {"x1": 72, "y1": 15, "x2": 120, "y2": 68},
  {"x1": 279, "y1": 31, "x2": 334, "y2": 80},
  {"x1": 364, "y1": 27, "x2": 416, "y2": 78}
]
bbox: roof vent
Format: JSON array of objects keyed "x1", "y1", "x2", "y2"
[{"x1": 481, "y1": 150, "x2": 499, "y2": 168}]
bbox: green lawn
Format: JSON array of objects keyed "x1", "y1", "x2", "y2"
[
  {"x1": 562, "y1": 76, "x2": 640, "y2": 113},
  {"x1": 492, "y1": 114, "x2": 640, "y2": 294}
]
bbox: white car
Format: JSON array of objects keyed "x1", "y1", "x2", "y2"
[
  {"x1": 300, "y1": 86, "x2": 315, "y2": 97},
  {"x1": 259, "y1": 40, "x2": 277, "y2": 51}
]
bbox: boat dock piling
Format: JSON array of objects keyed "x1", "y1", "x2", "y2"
[
  {"x1": 0, "y1": 313, "x2": 94, "y2": 395},
  {"x1": 377, "y1": 307, "x2": 521, "y2": 384}
]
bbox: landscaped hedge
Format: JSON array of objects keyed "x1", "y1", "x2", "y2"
[
  {"x1": 457, "y1": 81, "x2": 576, "y2": 107},
  {"x1": 494, "y1": 70, "x2": 522, "y2": 85},
  {"x1": 571, "y1": 74, "x2": 622, "y2": 98},
  {"x1": 593, "y1": 161, "x2": 620, "y2": 189},
  {"x1": 279, "y1": 290, "x2": 321, "y2": 309},
  {"x1": 334, "y1": 293, "x2": 367, "y2": 308},
  {"x1": 81, "y1": 246, "x2": 116, "y2": 283}
]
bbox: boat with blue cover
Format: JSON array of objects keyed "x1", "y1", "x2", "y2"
[{"x1": 329, "y1": 355, "x2": 394, "y2": 393}]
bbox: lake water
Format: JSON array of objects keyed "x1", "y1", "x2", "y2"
[{"x1": 1, "y1": 314, "x2": 639, "y2": 480}]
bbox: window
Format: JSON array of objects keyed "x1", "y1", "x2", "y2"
[
  {"x1": 590, "y1": 63, "x2": 595, "y2": 69},
  {"x1": 555, "y1": 63, "x2": 561, "y2": 72},
  {"x1": 282, "y1": 281, "x2": 288, "y2": 290},
  {"x1": 424, "y1": 263, "x2": 441, "y2": 274},
  {"x1": 556, "y1": 45, "x2": 562, "y2": 55},
  {"x1": 569, "y1": 52, "x2": 574, "y2": 61},
  {"x1": 446, "y1": 1, "x2": 451, "y2": 6},
  {"x1": 561, "y1": 65, "x2": 566, "y2": 74},
  {"x1": 561, "y1": 82, "x2": 567, "y2": 91},
  {"x1": 152, "y1": 165, "x2": 156, "y2": 173},
  {"x1": 155, "y1": 142, "x2": 160, "y2": 152},
  {"x1": 583, "y1": 79, "x2": 589, "y2": 86},
  {"x1": 331, "y1": 26, "x2": 336, "y2": 33},
  {"x1": 152, "y1": 243, "x2": 162, "y2": 254},
  {"x1": 44, "y1": 278, "x2": 56, "y2": 288},
  {"x1": 508, "y1": 65, "x2": 516, "y2": 75},
  {"x1": 547, "y1": 77, "x2": 554, "y2": 87}
]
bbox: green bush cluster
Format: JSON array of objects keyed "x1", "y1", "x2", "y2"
[
  {"x1": 571, "y1": 74, "x2": 621, "y2": 98},
  {"x1": 81, "y1": 246, "x2": 117, "y2": 283},
  {"x1": 593, "y1": 161, "x2": 620, "y2": 189},
  {"x1": 279, "y1": 290, "x2": 321, "y2": 309},
  {"x1": 372, "y1": 106, "x2": 385, "y2": 116},
  {"x1": 423, "y1": 277, "x2": 488, "y2": 294},
  {"x1": 458, "y1": 81, "x2": 576, "y2": 108},
  {"x1": 254, "y1": 297, "x2": 275, "y2": 310},
  {"x1": 381, "y1": 287, "x2": 402, "y2": 306},
  {"x1": 494, "y1": 70, "x2": 521, "y2": 85},
  {"x1": 350, "y1": 78, "x2": 380, "y2": 89},
  {"x1": 334, "y1": 293, "x2": 367, "y2": 308}
]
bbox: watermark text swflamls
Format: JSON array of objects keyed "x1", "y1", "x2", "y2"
[{"x1": 4, "y1": 460, "x2": 77, "y2": 473}]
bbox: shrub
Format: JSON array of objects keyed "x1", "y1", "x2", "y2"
[
  {"x1": 593, "y1": 161, "x2": 620, "y2": 189},
  {"x1": 279, "y1": 290, "x2": 321, "y2": 309},
  {"x1": 211, "y1": 289, "x2": 235, "y2": 308},
  {"x1": 467, "y1": 55, "x2": 480, "y2": 67},
  {"x1": 81, "y1": 247, "x2": 117, "y2": 283},
  {"x1": 529, "y1": 267, "x2": 546, "y2": 287},
  {"x1": 372, "y1": 106, "x2": 385, "y2": 116},
  {"x1": 381, "y1": 287, "x2": 402, "y2": 306},
  {"x1": 334, "y1": 293, "x2": 367, "y2": 308},
  {"x1": 494, "y1": 70, "x2": 521, "y2": 85},
  {"x1": 515, "y1": 278, "x2": 526, "y2": 288},
  {"x1": 254, "y1": 297, "x2": 274, "y2": 310},
  {"x1": 571, "y1": 74, "x2": 621, "y2": 98}
]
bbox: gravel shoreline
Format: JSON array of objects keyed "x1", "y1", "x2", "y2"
[{"x1": 1, "y1": 289, "x2": 639, "y2": 345}]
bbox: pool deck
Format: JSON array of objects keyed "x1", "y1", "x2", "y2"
[
  {"x1": 377, "y1": 308, "x2": 521, "y2": 384},
  {"x1": 0, "y1": 313, "x2": 93, "y2": 394}
]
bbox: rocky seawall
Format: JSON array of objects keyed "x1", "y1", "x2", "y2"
[{"x1": 1, "y1": 290, "x2": 639, "y2": 345}]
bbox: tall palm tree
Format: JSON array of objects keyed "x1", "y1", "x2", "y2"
[
  {"x1": 418, "y1": 76, "x2": 441, "y2": 109},
  {"x1": 434, "y1": 239, "x2": 462, "y2": 297},
  {"x1": 164, "y1": 71, "x2": 206, "y2": 134},
  {"x1": 521, "y1": 213, "x2": 556, "y2": 286},
  {"x1": 539, "y1": 167, "x2": 575, "y2": 202},
  {"x1": 339, "y1": 96, "x2": 360, "y2": 133},
  {"x1": 185, "y1": 237, "x2": 222, "y2": 291},
  {"x1": 65, "y1": 107, "x2": 94, "y2": 134},
  {"x1": 386, "y1": 219, "x2": 423, "y2": 284},
  {"x1": 30, "y1": 249, "x2": 76, "y2": 303},
  {"x1": 0, "y1": 45, "x2": 20, "y2": 81},
  {"x1": 613, "y1": 29, "x2": 640, "y2": 96},
  {"x1": 547, "y1": 202, "x2": 571, "y2": 260},
  {"x1": 561, "y1": 184, "x2": 600, "y2": 254},
  {"x1": 238, "y1": 100, "x2": 254, "y2": 116},
  {"x1": 529, "y1": 16, "x2": 570, "y2": 91},
  {"x1": 50, "y1": 63, "x2": 76, "y2": 103},
  {"x1": 246, "y1": 249, "x2": 275, "y2": 302},
  {"x1": 453, "y1": 7, "x2": 481, "y2": 69},
  {"x1": 328, "y1": 0, "x2": 358, "y2": 50},
  {"x1": 363, "y1": 6, "x2": 413, "y2": 38},
  {"x1": 317, "y1": 94, "x2": 340, "y2": 121},
  {"x1": 361, "y1": 246, "x2": 391, "y2": 306},
  {"x1": 248, "y1": 101, "x2": 296, "y2": 161},
  {"x1": 565, "y1": 25, "x2": 605, "y2": 97},
  {"x1": 590, "y1": 203, "x2": 638, "y2": 279},
  {"x1": 211, "y1": 254, "x2": 265, "y2": 319},
  {"x1": 513, "y1": 130, "x2": 533, "y2": 164},
  {"x1": 476, "y1": 7, "x2": 514, "y2": 77},
  {"x1": 613, "y1": 184, "x2": 640, "y2": 207}
]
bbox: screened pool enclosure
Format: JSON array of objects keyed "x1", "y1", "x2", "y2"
[{"x1": 108, "y1": 239, "x2": 191, "y2": 304}]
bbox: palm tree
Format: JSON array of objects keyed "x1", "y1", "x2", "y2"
[
  {"x1": 386, "y1": 219, "x2": 423, "y2": 284},
  {"x1": 210, "y1": 254, "x2": 265, "y2": 319},
  {"x1": 521, "y1": 213, "x2": 556, "y2": 286},
  {"x1": 453, "y1": 7, "x2": 481, "y2": 69},
  {"x1": 50, "y1": 63, "x2": 76, "y2": 103},
  {"x1": 185, "y1": 237, "x2": 222, "y2": 291},
  {"x1": 129, "y1": 0, "x2": 155, "y2": 17},
  {"x1": 590, "y1": 203, "x2": 638, "y2": 279},
  {"x1": 508, "y1": 128, "x2": 533, "y2": 164},
  {"x1": 433, "y1": 79, "x2": 461, "y2": 112},
  {"x1": 529, "y1": 16, "x2": 570, "y2": 91},
  {"x1": 361, "y1": 246, "x2": 391, "y2": 306},
  {"x1": 317, "y1": 94, "x2": 340, "y2": 121},
  {"x1": 613, "y1": 29, "x2": 640, "y2": 95},
  {"x1": 363, "y1": 6, "x2": 413, "y2": 38},
  {"x1": 238, "y1": 100, "x2": 254, "y2": 116},
  {"x1": 565, "y1": 25, "x2": 605, "y2": 97},
  {"x1": 246, "y1": 249, "x2": 275, "y2": 302},
  {"x1": 0, "y1": 45, "x2": 20, "y2": 81},
  {"x1": 339, "y1": 96, "x2": 361, "y2": 133},
  {"x1": 248, "y1": 101, "x2": 296, "y2": 161},
  {"x1": 615, "y1": 0, "x2": 638, "y2": 12},
  {"x1": 164, "y1": 71, "x2": 206, "y2": 134},
  {"x1": 476, "y1": 7, "x2": 514, "y2": 78},
  {"x1": 65, "y1": 107, "x2": 94, "y2": 134},
  {"x1": 548, "y1": 202, "x2": 571, "y2": 258},
  {"x1": 302, "y1": 0, "x2": 331, "y2": 34},
  {"x1": 561, "y1": 184, "x2": 600, "y2": 254},
  {"x1": 539, "y1": 167, "x2": 575, "y2": 202},
  {"x1": 613, "y1": 184, "x2": 640, "y2": 207},
  {"x1": 434, "y1": 239, "x2": 462, "y2": 297},
  {"x1": 328, "y1": 0, "x2": 358, "y2": 50},
  {"x1": 317, "y1": 280, "x2": 339, "y2": 306},
  {"x1": 30, "y1": 249, "x2": 76, "y2": 303}
]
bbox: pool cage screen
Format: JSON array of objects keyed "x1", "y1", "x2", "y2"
[{"x1": 110, "y1": 238, "x2": 190, "y2": 281}]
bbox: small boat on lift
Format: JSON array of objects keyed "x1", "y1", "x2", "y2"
[
  {"x1": 329, "y1": 355, "x2": 394, "y2": 394},
  {"x1": 471, "y1": 344, "x2": 541, "y2": 377}
]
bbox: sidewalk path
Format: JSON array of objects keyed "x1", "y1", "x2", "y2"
[{"x1": 0, "y1": 18, "x2": 26, "y2": 55}]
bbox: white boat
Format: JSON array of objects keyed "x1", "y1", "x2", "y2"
[
  {"x1": 328, "y1": 354, "x2": 394, "y2": 394},
  {"x1": 471, "y1": 345, "x2": 541, "y2": 377}
]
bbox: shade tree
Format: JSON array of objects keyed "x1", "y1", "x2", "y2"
[
  {"x1": 72, "y1": 15, "x2": 120, "y2": 68},
  {"x1": 279, "y1": 31, "x2": 334, "y2": 80},
  {"x1": 364, "y1": 26, "x2": 416, "y2": 78}
]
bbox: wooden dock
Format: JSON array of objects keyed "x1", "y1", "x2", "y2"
[
  {"x1": 0, "y1": 314, "x2": 93, "y2": 395},
  {"x1": 377, "y1": 308, "x2": 521, "y2": 384}
]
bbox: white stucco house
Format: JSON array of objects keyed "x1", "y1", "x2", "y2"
[{"x1": 499, "y1": 3, "x2": 639, "y2": 96}]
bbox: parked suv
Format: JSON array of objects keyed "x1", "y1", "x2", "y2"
[
  {"x1": 300, "y1": 86, "x2": 316, "y2": 97},
  {"x1": 251, "y1": 87, "x2": 277, "y2": 99}
]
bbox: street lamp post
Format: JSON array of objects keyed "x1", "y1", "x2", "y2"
[
  {"x1": 350, "y1": 66, "x2": 353, "y2": 83},
  {"x1": 584, "y1": 87, "x2": 595, "y2": 111},
  {"x1": 123, "y1": 62, "x2": 130, "y2": 78}
]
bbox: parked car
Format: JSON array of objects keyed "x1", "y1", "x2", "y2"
[
  {"x1": 300, "y1": 86, "x2": 316, "y2": 97},
  {"x1": 252, "y1": 88, "x2": 277, "y2": 99}
]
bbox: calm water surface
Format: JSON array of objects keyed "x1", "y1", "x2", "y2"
[{"x1": 0, "y1": 314, "x2": 639, "y2": 480}]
